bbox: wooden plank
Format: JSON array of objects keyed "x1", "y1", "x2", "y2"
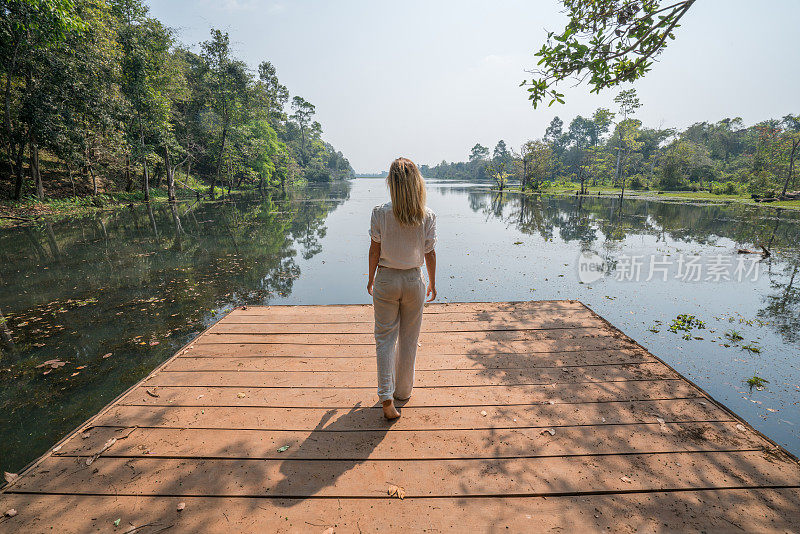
[
  {"x1": 3, "y1": 489, "x2": 799, "y2": 533},
  {"x1": 92, "y1": 398, "x2": 734, "y2": 431},
  {"x1": 219, "y1": 309, "x2": 598, "y2": 325},
  {"x1": 13, "y1": 450, "x2": 800, "y2": 496},
  {"x1": 167, "y1": 350, "x2": 657, "y2": 371},
  {"x1": 4, "y1": 300, "x2": 799, "y2": 532},
  {"x1": 57, "y1": 421, "x2": 765, "y2": 460},
  {"x1": 197, "y1": 327, "x2": 621, "y2": 345},
  {"x1": 121, "y1": 380, "x2": 701, "y2": 408},
  {"x1": 227, "y1": 300, "x2": 585, "y2": 318},
  {"x1": 182, "y1": 337, "x2": 639, "y2": 356},
  {"x1": 147, "y1": 363, "x2": 675, "y2": 388},
  {"x1": 209, "y1": 317, "x2": 603, "y2": 334}
]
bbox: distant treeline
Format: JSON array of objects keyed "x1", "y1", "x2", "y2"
[
  {"x1": 0, "y1": 0, "x2": 353, "y2": 202},
  {"x1": 425, "y1": 90, "x2": 799, "y2": 197}
]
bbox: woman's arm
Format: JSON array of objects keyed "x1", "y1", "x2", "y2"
[
  {"x1": 424, "y1": 250, "x2": 436, "y2": 302},
  {"x1": 367, "y1": 239, "x2": 381, "y2": 295}
]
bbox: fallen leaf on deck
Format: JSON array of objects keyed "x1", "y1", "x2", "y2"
[
  {"x1": 540, "y1": 428, "x2": 555, "y2": 436},
  {"x1": 321, "y1": 528, "x2": 334, "y2": 534},
  {"x1": 4, "y1": 509, "x2": 17, "y2": 518},
  {"x1": 277, "y1": 445, "x2": 289, "y2": 452},
  {"x1": 52, "y1": 444, "x2": 63, "y2": 453},
  {"x1": 146, "y1": 389, "x2": 159, "y2": 398},
  {"x1": 237, "y1": 393, "x2": 246, "y2": 398},
  {"x1": 114, "y1": 518, "x2": 121, "y2": 527},
  {"x1": 387, "y1": 484, "x2": 406, "y2": 499},
  {"x1": 620, "y1": 476, "x2": 632, "y2": 483},
  {"x1": 4, "y1": 472, "x2": 18, "y2": 484},
  {"x1": 177, "y1": 502, "x2": 185, "y2": 511},
  {"x1": 736, "y1": 424, "x2": 746, "y2": 432},
  {"x1": 480, "y1": 410, "x2": 487, "y2": 417},
  {"x1": 656, "y1": 417, "x2": 667, "y2": 431}
]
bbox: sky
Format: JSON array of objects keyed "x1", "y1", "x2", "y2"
[{"x1": 146, "y1": 0, "x2": 800, "y2": 173}]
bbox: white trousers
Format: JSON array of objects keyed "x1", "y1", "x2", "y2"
[{"x1": 372, "y1": 266, "x2": 425, "y2": 402}]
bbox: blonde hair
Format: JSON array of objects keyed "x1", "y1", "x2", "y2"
[{"x1": 387, "y1": 157, "x2": 426, "y2": 226}]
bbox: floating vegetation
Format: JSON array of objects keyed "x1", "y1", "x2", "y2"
[
  {"x1": 713, "y1": 313, "x2": 770, "y2": 327},
  {"x1": 669, "y1": 314, "x2": 706, "y2": 340},
  {"x1": 742, "y1": 343, "x2": 762, "y2": 354},
  {"x1": 725, "y1": 329, "x2": 744, "y2": 343},
  {"x1": 746, "y1": 376, "x2": 769, "y2": 390}
]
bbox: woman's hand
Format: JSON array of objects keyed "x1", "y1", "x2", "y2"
[
  {"x1": 426, "y1": 283, "x2": 437, "y2": 302},
  {"x1": 367, "y1": 279, "x2": 374, "y2": 296}
]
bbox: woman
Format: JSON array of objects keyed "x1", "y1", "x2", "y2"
[{"x1": 367, "y1": 157, "x2": 437, "y2": 420}]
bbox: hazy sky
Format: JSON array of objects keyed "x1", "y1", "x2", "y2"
[{"x1": 147, "y1": 0, "x2": 800, "y2": 173}]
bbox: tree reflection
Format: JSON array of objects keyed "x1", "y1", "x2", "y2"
[
  {"x1": 464, "y1": 190, "x2": 800, "y2": 345},
  {"x1": 760, "y1": 255, "x2": 800, "y2": 343},
  {"x1": 0, "y1": 180, "x2": 351, "y2": 474}
]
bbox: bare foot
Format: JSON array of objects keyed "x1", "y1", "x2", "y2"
[{"x1": 382, "y1": 399, "x2": 400, "y2": 420}]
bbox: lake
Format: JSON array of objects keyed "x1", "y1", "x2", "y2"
[{"x1": 1, "y1": 177, "x2": 799, "y2": 474}]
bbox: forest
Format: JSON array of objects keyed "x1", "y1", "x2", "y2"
[
  {"x1": 0, "y1": 0, "x2": 353, "y2": 203},
  {"x1": 425, "y1": 90, "x2": 800, "y2": 200}
]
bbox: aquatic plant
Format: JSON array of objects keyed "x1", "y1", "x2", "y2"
[{"x1": 746, "y1": 376, "x2": 769, "y2": 390}]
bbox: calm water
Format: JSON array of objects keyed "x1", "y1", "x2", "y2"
[{"x1": 1, "y1": 177, "x2": 799, "y2": 474}]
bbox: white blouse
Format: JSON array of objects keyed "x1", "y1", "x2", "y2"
[{"x1": 369, "y1": 202, "x2": 436, "y2": 269}]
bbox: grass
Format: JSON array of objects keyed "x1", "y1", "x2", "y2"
[
  {"x1": 0, "y1": 191, "x2": 174, "y2": 227},
  {"x1": 0, "y1": 176, "x2": 237, "y2": 227},
  {"x1": 514, "y1": 182, "x2": 800, "y2": 210},
  {"x1": 741, "y1": 343, "x2": 762, "y2": 354}
]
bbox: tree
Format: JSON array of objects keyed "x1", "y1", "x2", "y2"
[
  {"x1": 614, "y1": 118, "x2": 644, "y2": 198},
  {"x1": 1, "y1": 0, "x2": 87, "y2": 198},
  {"x1": 521, "y1": 140, "x2": 554, "y2": 191},
  {"x1": 0, "y1": 2, "x2": 353, "y2": 202},
  {"x1": 290, "y1": 95, "x2": 315, "y2": 166},
  {"x1": 493, "y1": 139, "x2": 510, "y2": 162},
  {"x1": 589, "y1": 108, "x2": 615, "y2": 146},
  {"x1": 201, "y1": 29, "x2": 249, "y2": 199},
  {"x1": 780, "y1": 115, "x2": 800, "y2": 197},
  {"x1": 659, "y1": 139, "x2": 712, "y2": 190},
  {"x1": 485, "y1": 159, "x2": 510, "y2": 191},
  {"x1": 114, "y1": 0, "x2": 175, "y2": 202},
  {"x1": 613, "y1": 88, "x2": 641, "y2": 189},
  {"x1": 469, "y1": 143, "x2": 489, "y2": 163},
  {"x1": 523, "y1": 0, "x2": 696, "y2": 107},
  {"x1": 257, "y1": 61, "x2": 288, "y2": 125}
]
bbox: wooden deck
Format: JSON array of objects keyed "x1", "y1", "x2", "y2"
[{"x1": 2, "y1": 301, "x2": 799, "y2": 533}]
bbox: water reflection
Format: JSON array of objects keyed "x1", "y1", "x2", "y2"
[
  {"x1": 1, "y1": 178, "x2": 799, "y2": 473},
  {"x1": 0, "y1": 181, "x2": 350, "y2": 473}
]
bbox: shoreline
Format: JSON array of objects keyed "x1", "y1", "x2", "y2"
[{"x1": 4, "y1": 180, "x2": 800, "y2": 229}]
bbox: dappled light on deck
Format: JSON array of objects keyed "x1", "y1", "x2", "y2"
[{"x1": 1, "y1": 301, "x2": 799, "y2": 532}]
